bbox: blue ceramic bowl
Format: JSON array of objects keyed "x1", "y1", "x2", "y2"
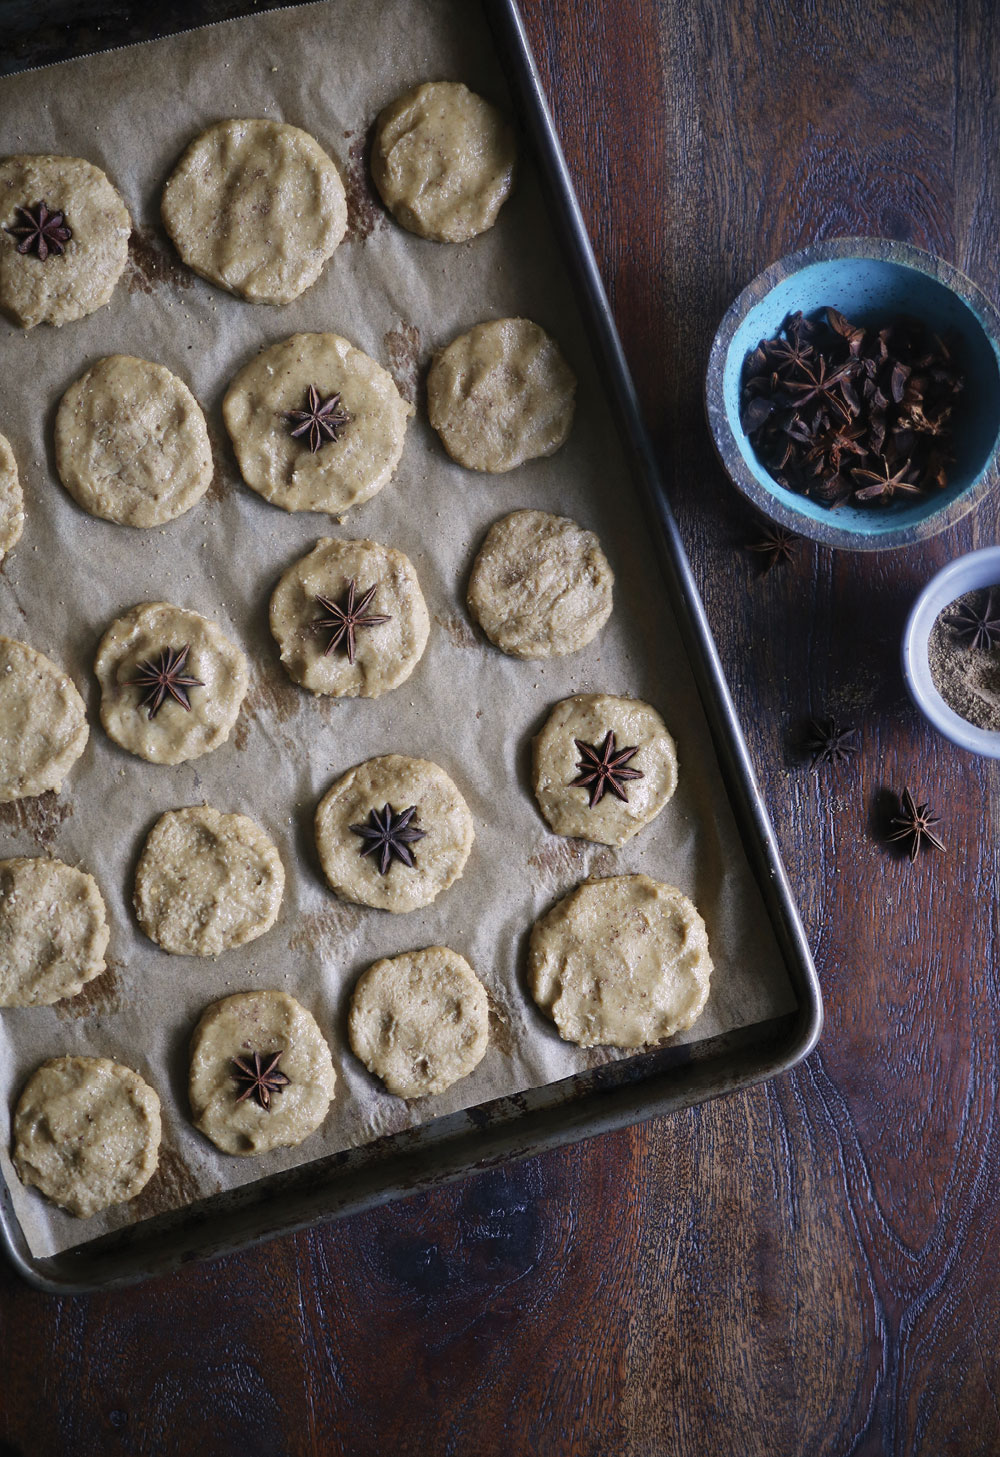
[
  {"x1": 902, "y1": 545, "x2": 1000, "y2": 757},
  {"x1": 705, "y1": 237, "x2": 1000, "y2": 550}
]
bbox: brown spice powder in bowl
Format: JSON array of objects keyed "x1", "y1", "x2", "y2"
[{"x1": 927, "y1": 587, "x2": 1000, "y2": 732}]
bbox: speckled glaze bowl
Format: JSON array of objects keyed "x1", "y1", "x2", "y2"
[
  {"x1": 902, "y1": 545, "x2": 1000, "y2": 757},
  {"x1": 706, "y1": 237, "x2": 1000, "y2": 550}
]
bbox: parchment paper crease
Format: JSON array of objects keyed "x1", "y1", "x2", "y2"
[{"x1": 0, "y1": 0, "x2": 796, "y2": 1258}]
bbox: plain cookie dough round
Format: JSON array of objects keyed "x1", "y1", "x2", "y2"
[
  {"x1": 270, "y1": 536, "x2": 429, "y2": 698},
  {"x1": 0, "y1": 153, "x2": 130, "y2": 329},
  {"x1": 189, "y1": 990, "x2": 336, "y2": 1156},
  {"x1": 134, "y1": 807, "x2": 285, "y2": 957},
  {"x1": 0, "y1": 857, "x2": 109, "y2": 1007},
  {"x1": 161, "y1": 119, "x2": 347, "y2": 305},
  {"x1": 315, "y1": 754, "x2": 474, "y2": 914},
  {"x1": 0, "y1": 432, "x2": 24, "y2": 559},
  {"x1": 349, "y1": 946, "x2": 489, "y2": 1098},
  {"x1": 468, "y1": 509, "x2": 613, "y2": 658},
  {"x1": 427, "y1": 318, "x2": 576, "y2": 473},
  {"x1": 223, "y1": 332, "x2": 414, "y2": 515},
  {"x1": 54, "y1": 355, "x2": 212, "y2": 526},
  {"x1": 372, "y1": 81, "x2": 515, "y2": 243},
  {"x1": 95, "y1": 602, "x2": 248, "y2": 765},
  {"x1": 13, "y1": 1057, "x2": 161, "y2": 1218},
  {"x1": 0, "y1": 637, "x2": 88, "y2": 803},
  {"x1": 528, "y1": 874, "x2": 712, "y2": 1048},
  {"x1": 533, "y1": 693, "x2": 678, "y2": 847}
]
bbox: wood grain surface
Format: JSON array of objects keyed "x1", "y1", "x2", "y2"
[{"x1": 2, "y1": 2, "x2": 999, "y2": 1453}]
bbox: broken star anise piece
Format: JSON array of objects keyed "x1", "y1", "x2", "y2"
[
  {"x1": 281, "y1": 385, "x2": 351, "y2": 453},
  {"x1": 350, "y1": 804, "x2": 427, "y2": 876},
  {"x1": 806, "y1": 716, "x2": 859, "y2": 767},
  {"x1": 4, "y1": 200, "x2": 72, "y2": 261},
  {"x1": 746, "y1": 524, "x2": 798, "y2": 573},
  {"x1": 571, "y1": 731, "x2": 644, "y2": 807},
  {"x1": 315, "y1": 580, "x2": 391, "y2": 664},
  {"x1": 887, "y1": 788, "x2": 946, "y2": 863},
  {"x1": 232, "y1": 1050, "x2": 290, "y2": 1111},
  {"x1": 945, "y1": 589, "x2": 1000, "y2": 652},
  {"x1": 124, "y1": 644, "x2": 204, "y2": 720}
]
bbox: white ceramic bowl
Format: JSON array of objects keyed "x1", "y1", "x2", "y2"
[{"x1": 902, "y1": 545, "x2": 1000, "y2": 756}]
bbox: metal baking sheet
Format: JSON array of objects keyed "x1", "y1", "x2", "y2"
[{"x1": 0, "y1": 0, "x2": 821, "y2": 1291}]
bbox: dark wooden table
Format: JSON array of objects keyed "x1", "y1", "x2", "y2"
[{"x1": 2, "y1": 2, "x2": 998, "y2": 1453}]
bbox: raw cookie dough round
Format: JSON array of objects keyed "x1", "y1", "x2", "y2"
[
  {"x1": 95, "y1": 602, "x2": 248, "y2": 765},
  {"x1": 223, "y1": 332, "x2": 414, "y2": 515},
  {"x1": 270, "y1": 536, "x2": 429, "y2": 698},
  {"x1": 54, "y1": 355, "x2": 212, "y2": 527},
  {"x1": 349, "y1": 946, "x2": 489, "y2": 1098},
  {"x1": 0, "y1": 637, "x2": 88, "y2": 803},
  {"x1": 372, "y1": 81, "x2": 515, "y2": 243},
  {"x1": 468, "y1": 509, "x2": 613, "y2": 658},
  {"x1": 161, "y1": 119, "x2": 347, "y2": 305},
  {"x1": 13, "y1": 1057, "x2": 161, "y2": 1218},
  {"x1": 0, "y1": 857, "x2": 109, "y2": 1008},
  {"x1": 189, "y1": 989, "x2": 336, "y2": 1156},
  {"x1": 0, "y1": 432, "x2": 24, "y2": 559},
  {"x1": 0, "y1": 153, "x2": 130, "y2": 329},
  {"x1": 315, "y1": 754, "x2": 474, "y2": 913},
  {"x1": 533, "y1": 693, "x2": 678, "y2": 847},
  {"x1": 528, "y1": 874, "x2": 712, "y2": 1048},
  {"x1": 427, "y1": 318, "x2": 576, "y2": 473},
  {"x1": 134, "y1": 807, "x2": 285, "y2": 957}
]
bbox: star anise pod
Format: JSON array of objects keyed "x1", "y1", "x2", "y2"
[
  {"x1": 887, "y1": 788, "x2": 946, "y2": 863},
  {"x1": 232, "y1": 1050, "x2": 290, "y2": 1111},
  {"x1": 850, "y1": 455, "x2": 922, "y2": 503},
  {"x1": 281, "y1": 385, "x2": 351, "y2": 453},
  {"x1": 746, "y1": 524, "x2": 798, "y2": 572},
  {"x1": 806, "y1": 717, "x2": 859, "y2": 767},
  {"x1": 945, "y1": 589, "x2": 1000, "y2": 652},
  {"x1": 571, "y1": 731, "x2": 644, "y2": 807},
  {"x1": 124, "y1": 644, "x2": 204, "y2": 719},
  {"x1": 315, "y1": 580, "x2": 391, "y2": 664},
  {"x1": 350, "y1": 804, "x2": 427, "y2": 875},
  {"x1": 4, "y1": 200, "x2": 72, "y2": 261}
]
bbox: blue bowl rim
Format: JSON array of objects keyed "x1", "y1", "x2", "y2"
[
  {"x1": 705, "y1": 236, "x2": 1000, "y2": 552},
  {"x1": 901, "y1": 544, "x2": 1000, "y2": 757}
]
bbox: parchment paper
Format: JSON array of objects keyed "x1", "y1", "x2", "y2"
[{"x1": 0, "y1": 0, "x2": 796, "y2": 1259}]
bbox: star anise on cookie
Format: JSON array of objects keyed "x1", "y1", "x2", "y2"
[
  {"x1": 571, "y1": 731, "x2": 644, "y2": 807},
  {"x1": 4, "y1": 200, "x2": 72, "y2": 261},
  {"x1": 124, "y1": 644, "x2": 204, "y2": 719},
  {"x1": 315, "y1": 580, "x2": 391, "y2": 664},
  {"x1": 232, "y1": 1050, "x2": 290, "y2": 1111},
  {"x1": 350, "y1": 804, "x2": 427, "y2": 875},
  {"x1": 281, "y1": 385, "x2": 351, "y2": 453}
]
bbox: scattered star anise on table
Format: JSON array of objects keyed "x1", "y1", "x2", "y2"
[
  {"x1": 806, "y1": 717, "x2": 859, "y2": 767},
  {"x1": 350, "y1": 804, "x2": 427, "y2": 875},
  {"x1": 124, "y1": 644, "x2": 204, "y2": 719},
  {"x1": 745, "y1": 524, "x2": 798, "y2": 573},
  {"x1": 887, "y1": 788, "x2": 946, "y2": 863},
  {"x1": 315, "y1": 580, "x2": 391, "y2": 664},
  {"x1": 281, "y1": 385, "x2": 351, "y2": 453},
  {"x1": 945, "y1": 589, "x2": 1000, "y2": 652},
  {"x1": 570, "y1": 731, "x2": 644, "y2": 807},
  {"x1": 232, "y1": 1051, "x2": 290, "y2": 1111},
  {"x1": 4, "y1": 200, "x2": 72, "y2": 260}
]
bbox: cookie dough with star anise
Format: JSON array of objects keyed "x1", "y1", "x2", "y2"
[
  {"x1": 269, "y1": 536, "x2": 429, "y2": 698},
  {"x1": 532, "y1": 693, "x2": 678, "y2": 847},
  {"x1": 315, "y1": 754, "x2": 474, "y2": 913},
  {"x1": 188, "y1": 989, "x2": 336, "y2": 1156},
  {"x1": 222, "y1": 332, "x2": 413, "y2": 515},
  {"x1": 95, "y1": 602, "x2": 248, "y2": 765},
  {"x1": 0, "y1": 153, "x2": 130, "y2": 329}
]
